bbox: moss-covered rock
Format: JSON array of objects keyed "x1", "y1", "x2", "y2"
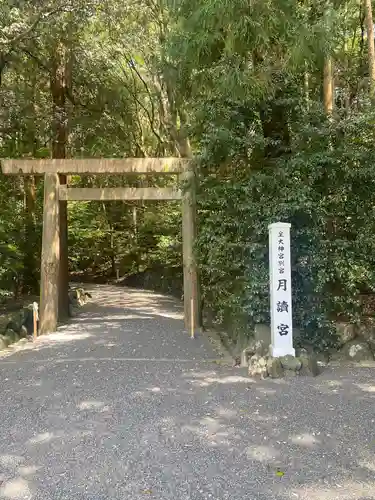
[
  {"x1": 341, "y1": 339, "x2": 374, "y2": 362},
  {"x1": 335, "y1": 322, "x2": 356, "y2": 346},
  {"x1": 357, "y1": 320, "x2": 375, "y2": 351},
  {"x1": 299, "y1": 354, "x2": 320, "y2": 376},
  {"x1": 4, "y1": 328, "x2": 17, "y2": 342},
  {"x1": 266, "y1": 357, "x2": 284, "y2": 378},
  {"x1": 0, "y1": 335, "x2": 8, "y2": 350},
  {"x1": 241, "y1": 338, "x2": 269, "y2": 366},
  {"x1": 248, "y1": 354, "x2": 268, "y2": 378},
  {"x1": 280, "y1": 355, "x2": 302, "y2": 371},
  {"x1": 248, "y1": 353, "x2": 321, "y2": 379},
  {"x1": 254, "y1": 324, "x2": 271, "y2": 346},
  {"x1": 68, "y1": 288, "x2": 91, "y2": 308}
]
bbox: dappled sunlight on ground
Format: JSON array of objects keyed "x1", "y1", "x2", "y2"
[
  {"x1": 77, "y1": 400, "x2": 108, "y2": 411},
  {"x1": 186, "y1": 373, "x2": 253, "y2": 387},
  {"x1": 245, "y1": 444, "x2": 281, "y2": 463},
  {"x1": 39, "y1": 331, "x2": 92, "y2": 343},
  {"x1": 0, "y1": 285, "x2": 215, "y2": 363},
  {"x1": 28, "y1": 432, "x2": 56, "y2": 445},
  {"x1": 86, "y1": 284, "x2": 184, "y2": 320},
  {"x1": 0, "y1": 327, "x2": 93, "y2": 361},
  {"x1": 290, "y1": 433, "x2": 321, "y2": 448},
  {"x1": 358, "y1": 456, "x2": 375, "y2": 473},
  {"x1": 1, "y1": 286, "x2": 375, "y2": 499},
  {"x1": 355, "y1": 382, "x2": 375, "y2": 393},
  {"x1": 292, "y1": 482, "x2": 375, "y2": 500},
  {"x1": 1, "y1": 363, "x2": 375, "y2": 499},
  {"x1": 75, "y1": 313, "x2": 154, "y2": 322},
  {"x1": 1, "y1": 476, "x2": 31, "y2": 500}
]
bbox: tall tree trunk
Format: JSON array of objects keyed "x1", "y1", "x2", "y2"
[
  {"x1": 323, "y1": 56, "x2": 334, "y2": 114},
  {"x1": 50, "y1": 42, "x2": 70, "y2": 319},
  {"x1": 322, "y1": 53, "x2": 335, "y2": 280},
  {"x1": 0, "y1": 52, "x2": 9, "y2": 88},
  {"x1": 150, "y1": 0, "x2": 200, "y2": 329},
  {"x1": 343, "y1": 2, "x2": 350, "y2": 113},
  {"x1": 133, "y1": 205, "x2": 140, "y2": 273},
  {"x1": 23, "y1": 72, "x2": 39, "y2": 294},
  {"x1": 304, "y1": 63, "x2": 310, "y2": 111},
  {"x1": 252, "y1": 50, "x2": 291, "y2": 162},
  {"x1": 102, "y1": 202, "x2": 117, "y2": 278},
  {"x1": 364, "y1": 0, "x2": 375, "y2": 96}
]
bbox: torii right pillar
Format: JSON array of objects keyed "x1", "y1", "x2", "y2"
[{"x1": 182, "y1": 164, "x2": 200, "y2": 333}]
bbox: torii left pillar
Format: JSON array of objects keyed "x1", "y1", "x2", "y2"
[{"x1": 39, "y1": 173, "x2": 60, "y2": 334}]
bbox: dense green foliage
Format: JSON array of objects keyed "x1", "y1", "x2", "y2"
[
  {"x1": 1, "y1": 0, "x2": 375, "y2": 350},
  {"x1": 197, "y1": 110, "x2": 375, "y2": 349}
]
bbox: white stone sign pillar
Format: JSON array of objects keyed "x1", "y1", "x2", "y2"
[{"x1": 268, "y1": 222, "x2": 295, "y2": 357}]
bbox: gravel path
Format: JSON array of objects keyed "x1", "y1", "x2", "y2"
[{"x1": 0, "y1": 285, "x2": 375, "y2": 500}]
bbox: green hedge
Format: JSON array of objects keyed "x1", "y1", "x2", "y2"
[{"x1": 196, "y1": 111, "x2": 375, "y2": 351}]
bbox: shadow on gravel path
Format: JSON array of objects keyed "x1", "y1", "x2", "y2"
[{"x1": 0, "y1": 285, "x2": 374, "y2": 500}]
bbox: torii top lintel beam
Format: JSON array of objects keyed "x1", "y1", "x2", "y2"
[{"x1": 0, "y1": 158, "x2": 189, "y2": 175}]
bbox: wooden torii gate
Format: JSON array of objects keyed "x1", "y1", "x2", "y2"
[{"x1": 1, "y1": 158, "x2": 200, "y2": 334}]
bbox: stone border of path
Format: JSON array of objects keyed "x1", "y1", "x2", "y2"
[
  {"x1": 0, "y1": 284, "x2": 234, "y2": 366},
  {"x1": 203, "y1": 328, "x2": 233, "y2": 364},
  {"x1": 0, "y1": 285, "x2": 91, "y2": 359}
]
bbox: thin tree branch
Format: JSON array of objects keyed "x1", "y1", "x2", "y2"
[
  {"x1": 122, "y1": 66, "x2": 164, "y2": 146},
  {"x1": 21, "y1": 48, "x2": 50, "y2": 71}
]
